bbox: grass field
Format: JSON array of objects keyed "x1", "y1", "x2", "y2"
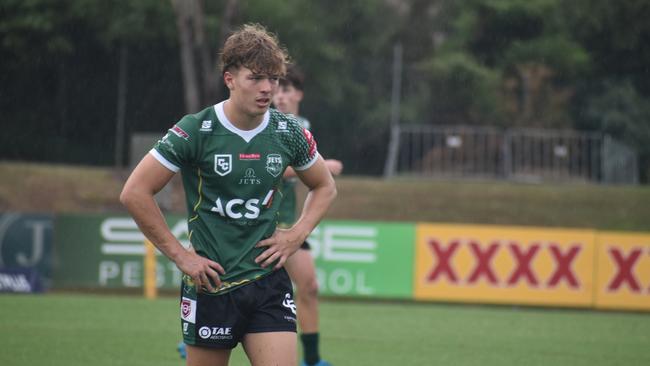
[
  {"x1": 1, "y1": 293, "x2": 649, "y2": 366},
  {"x1": 2, "y1": 163, "x2": 650, "y2": 365}
]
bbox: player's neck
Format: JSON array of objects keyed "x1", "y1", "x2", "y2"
[{"x1": 223, "y1": 99, "x2": 264, "y2": 130}]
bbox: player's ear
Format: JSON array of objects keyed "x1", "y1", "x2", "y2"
[
  {"x1": 223, "y1": 71, "x2": 235, "y2": 90},
  {"x1": 295, "y1": 89, "x2": 304, "y2": 103}
]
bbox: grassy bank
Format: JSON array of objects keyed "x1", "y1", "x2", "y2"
[{"x1": 2, "y1": 161, "x2": 649, "y2": 231}]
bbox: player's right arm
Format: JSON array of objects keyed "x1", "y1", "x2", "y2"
[
  {"x1": 120, "y1": 119, "x2": 225, "y2": 292},
  {"x1": 120, "y1": 155, "x2": 224, "y2": 291}
]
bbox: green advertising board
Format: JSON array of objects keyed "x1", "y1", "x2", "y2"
[
  {"x1": 54, "y1": 213, "x2": 186, "y2": 289},
  {"x1": 311, "y1": 220, "x2": 415, "y2": 299},
  {"x1": 54, "y1": 214, "x2": 416, "y2": 299}
]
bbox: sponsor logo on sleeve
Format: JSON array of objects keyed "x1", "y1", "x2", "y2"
[{"x1": 170, "y1": 125, "x2": 190, "y2": 140}]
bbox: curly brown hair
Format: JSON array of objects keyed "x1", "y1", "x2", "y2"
[{"x1": 220, "y1": 23, "x2": 289, "y2": 76}]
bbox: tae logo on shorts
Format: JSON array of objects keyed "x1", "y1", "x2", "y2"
[
  {"x1": 198, "y1": 326, "x2": 233, "y2": 340},
  {"x1": 180, "y1": 297, "x2": 196, "y2": 324}
]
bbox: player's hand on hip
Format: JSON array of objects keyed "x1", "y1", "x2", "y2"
[
  {"x1": 255, "y1": 229, "x2": 302, "y2": 270},
  {"x1": 175, "y1": 248, "x2": 225, "y2": 292}
]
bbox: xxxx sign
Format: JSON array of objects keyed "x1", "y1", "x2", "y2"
[
  {"x1": 595, "y1": 232, "x2": 650, "y2": 311},
  {"x1": 414, "y1": 224, "x2": 596, "y2": 307}
]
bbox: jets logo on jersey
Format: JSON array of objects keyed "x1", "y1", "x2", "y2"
[
  {"x1": 266, "y1": 154, "x2": 283, "y2": 177},
  {"x1": 239, "y1": 168, "x2": 261, "y2": 185},
  {"x1": 214, "y1": 154, "x2": 232, "y2": 176}
]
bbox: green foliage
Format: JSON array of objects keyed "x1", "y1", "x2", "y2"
[
  {"x1": 1, "y1": 0, "x2": 650, "y2": 178},
  {"x1": 237, "y1": 0, "x2": 400, "y2": 172},
  {"x1": 582, "y1": 81, "x2": 650, "y2": 154},
  {"x1": 0, "y1": 0, "x2": 184, "y2": 166},
  {"x1": 436, "y1": 0, "x2": 592, "y2": 129},
  {"x1": 0, "y1": 0, "x2": 76, "y2": 60},
  {"x1": 405, "y1": 52, "x2": 505, "y2": 126},
  {"x1": 73, "y1": 0, "x2": 176, "y2": 46},
  {"x1": 0, "y1": 0, "x2": 174, "y2": 61},
  {"x1": 503, "y1": 36, "x2": 589, "y2": 79},
  {"x1": 564, "y1": 0, "x2": 650, "y2": 95},
  {"x1": 576, "y1": 80, "x2": 650, "y2": 181}
]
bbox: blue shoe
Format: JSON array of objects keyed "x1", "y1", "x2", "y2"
[
  {"x1": 301, "y1": 361, "x2": 332, "y2": 366},
  {"x1": 177, "y1": 341, "x2": 187, "y2": 359}
]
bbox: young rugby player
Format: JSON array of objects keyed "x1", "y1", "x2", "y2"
[
  {"x1": 121, "y1": 24, "x2": 336, "y2": 366},
  {"x1": 275, "y1": 64, "x2": 342, "y2": 366}
]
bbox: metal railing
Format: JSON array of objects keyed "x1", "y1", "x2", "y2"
[{"x1": 387, "y1": 125, "x2": 638, "y2": 184}]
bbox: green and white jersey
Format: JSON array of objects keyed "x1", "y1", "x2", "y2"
[
  {"x1": 278, "y1": 115, "x2": 310, "y2": 227},
  {"x1": 151, "y1": 102, "x2": 319, "y2": 294}
]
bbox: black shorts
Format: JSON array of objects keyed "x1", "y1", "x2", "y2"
[
  {"x1": 300, "y1": 240, "x2": 311, "y2": 250},
  {"x1": 179, "y1": 268, "x2": 297, "y2": 349}
]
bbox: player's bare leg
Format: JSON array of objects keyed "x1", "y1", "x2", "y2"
[
  {"x1": 286, "y1": 249, "x2": 331, "y2": 365},
  {"x1": 285, "y1": 249, "x2": 320, "y2": 333},
  {"x1": 242, "y1": 331, "x2": 297, "y2": 366},
  {"x1": 185, "y1": 344, "x2": 231, "y2": 366}
]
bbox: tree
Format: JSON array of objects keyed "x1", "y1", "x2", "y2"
[
  {"x1": 565, "y1": 0, "x2": 650, "y2": 181},
  {"x1": 439, "y1": 0, "x2": 589, "y2": 128},
  {"x1": 577, "y1": 80, "x2": 650, "y2": 181},
  {"x1": 564, "y1": 0, "x2": 650, "y2": 96},
  {"x1": 170, "y1": 0, "x2": 238, "y2": 113}
]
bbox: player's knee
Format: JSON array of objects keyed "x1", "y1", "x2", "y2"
[
  {"x1": 296, "y1": 277, "x2": 319, "y2": 301},
  {"x1": 301, "y1": 277, "x2": 319, "y2": 299}
]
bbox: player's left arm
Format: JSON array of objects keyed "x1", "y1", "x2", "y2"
[
  {"x1": 255, "y1": 156, "x2": 336, "y2": 269},
  {"x1": 293, "y1": 155, "x2": 337, "y2": 237}
]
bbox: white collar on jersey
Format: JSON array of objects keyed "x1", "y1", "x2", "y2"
[{"x1": 214, "y1": 101, "x2": 270, "y2": 143}]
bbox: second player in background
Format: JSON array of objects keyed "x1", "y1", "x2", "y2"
[{"x1": 275, "y1": 64, "x2": 343, "y2": 366}]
